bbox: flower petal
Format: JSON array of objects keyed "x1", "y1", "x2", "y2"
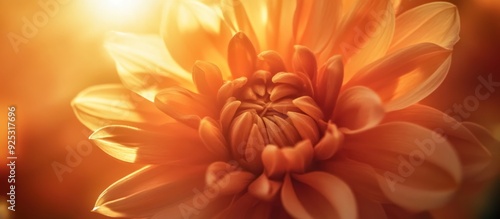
[
  {"x1": 89, "y1": 124, "x2": 216, "y2": 164},
  {"x1": 71, "y1": 84, "x2": 171, "y2": 131},
  {"x1": 383, "y1": 104, "x2": 492, "y2": 180},
  {"x1": 333, "y1": 86, "x2": 385, "y2": 132},
  {"x1": 293, "y1": 0, "x2": 341, "y2": 54},
  {"x1": 262, "y1": 145, "x2": 287, "y2": 178},
  {"x1": 160, "y1": 0, "x2": 231, "y2": 77},
  {"x1": 345, "y1": 42, "x2": 452, "y2": 111},
  {"x1": 223, "y1": 193, "x2": 274, "y2": 219},
  {"x1": 228, "y1": 32, "x2": 257, "y2": 78},
  {"x1": 389, "y1": 2, "x2": 460, "y2": 53},
  {"x1": 343, "y1": 1, "x2": 395, "y2": 82},
  {"x1": 93, "y1": 165, "x2": 206, "y2": 218},
  {"x1": 314, "y1": 55, "x2": 344, "y2": 119},
  {"x1": 281, "y1": 172, "x2": 357, "y2": 219},
  {"x1": 105, "y1": 32, "x2": 194, "y2": 101},
  {"x1": 292, "y1": 45, "x2": 317, "y2": 80},
  {"x1": 340, "y1": 122, "x2": 462, "y2": 211},
  {"x1": 248, "y1": 173, "x2": 282, "y2": 201},
  {"x1": 192, "y1": 61, "x2": 223, "y2": 98},
  {"x1": 199, "y1": 117, "x2": 230, "y2": 160},
  {"x1": 321, "y1": 0, "x2": 392, "y2": 67},
  {"x1": 205, "y1": 161, "x2": 255, "y2": 196},
  {"x1": 314, "y1": 123, "x2": 344, "y2": 161},
  {"x1": 155, "y1": 86, "x2": 217, "y2": 128}
]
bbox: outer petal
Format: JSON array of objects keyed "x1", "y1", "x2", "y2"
[
  {"x1": 221, "y1": 0, "x2": 296, "y2": 63},
  {"x1": 389, "y1": 2, "x2": 460, "y2": 53},
  {"x1": 332, "y1": 122, "x2": 462, "y2": 211},
  {"x1": 345, "y1": 42, "x2": 452, "y2": 111},
  {"x1": 160, "y1": 0, "x2": 231, "y2": 77},
  {"x1": 71, "y1": 84, "x2": 171, "y2": 131},
  {"x1": 93, "y1": 165, "x2": 206, "y2": 218},
  {"x1": 333, "y1": 86, "x2": 385, "y2": 132},
  {"x1": 105, "y1": 32, "x2": 194, "y2": 101},
  {"x1": 321, "y1": 0, "x2": 393, "y2": 69},
  {"x1": 343, "y1": 1, "x2": 395, "y2": 82},
  {"x1": 293, "y1": 0, "x2": 341, "y2": 54},
  {"x1": 89, "y1": 124, "x2": 217, "y2": 164},
  {"x1": 383, "y1": 104, "x2": 492, "y2": 180},
  {"x1": 281, "y1": 172, "x2": 357, "y2": 219}
]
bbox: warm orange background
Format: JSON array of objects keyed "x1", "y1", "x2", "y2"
[{"x1": 0, "y1": 0, "x2": 499, "y2": 219}]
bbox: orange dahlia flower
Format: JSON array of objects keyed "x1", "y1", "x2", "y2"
[{"x1": 72, "y1": 0, "x2": 498, "y2": 218}]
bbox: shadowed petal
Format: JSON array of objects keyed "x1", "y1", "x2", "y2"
[
  {"x1": 205, "y1": 161, "x2": 255, "y2": 196},
  {"x1": 72, "y1": 84, "x2": 172, "y2": 131},
  {"x1": 105, "y1": 32, "x2": 194, "y2": 101},
  {"x1": 345, "y1": 43, "x2": 451, "y2": 111},
  {"x1": 155, "y1": 86, "x2": 217, "y2": 128},
  {"x1": 383, "y1": 104, "x2": 492, "y2": 180},
  {"x1": 293, "y1": 46, "x2": 317, "y2": 80},
  {"x1": 160, "y1": 0, "x2": 231, "y2": 77},
  {"x1": 93, "y1": 165, "x2": 206, "y2": 218},
  {"x1": 333, "y1": 86, "x2": 385, "y2": 132},
  {"x1": 89, "y1": 124, "x2": 216, "y2": 164},
  {"x1": 199, "y1": 117, "x2": 230, "y2": 160},
  {"x1": 228, "y1": 32, "x2": 257, "y2": 78},
  {"x1": 339, "y1": 122, "x2": 461, "y2": 211},
  {"x1": 223, "y1": 193, "x2": 274, "y2": 219},
  {"x1": 389, "y1": 2, "x2": 460, "y2": 53},
  {"x1": 314, "y1": 123, "x2": 344, "y2": 160},
  {"x1": 248, "y1": 173, "x2": 282, "y2": 201},
  {"x1": 281, "y1": 172, "x2": 357, "y2": 219},
  {"x1": 314, "y1": 55, "x2": 344, "y2": 119}
]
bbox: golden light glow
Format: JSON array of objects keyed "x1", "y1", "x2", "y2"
[{"x1": 87, "y1": 0, "x2": 157, "y2": 26}]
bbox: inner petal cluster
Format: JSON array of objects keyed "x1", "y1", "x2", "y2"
[{"x1": 217, "y1": 60, "x2": 326, "y2": 174}]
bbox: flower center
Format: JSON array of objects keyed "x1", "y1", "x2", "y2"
[{"x1": 219, "y1": 70, "x2": 323, "y2": 172}]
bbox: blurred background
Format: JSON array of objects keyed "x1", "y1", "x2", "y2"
[{"x1": 0, "y1": 0, "x2": 498, "y2": 218}]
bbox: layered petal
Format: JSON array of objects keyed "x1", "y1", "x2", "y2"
[
  {"x1": 155, "y1": 86, "x2": 217, "y2": 128},
  {"x1": 105, "y1": 32, "x2": 193, "y2": 101},
  {"x1": 205, "y1": 161, "x2": 255, "y2": 196},
  {"x1": 89, "y1": 124, "x2": 217, "y2": 164},
  {"x1": 389, "y1": 2, "x2": 460, "y2": 53},
  {"x1": 343, "y1": 0, "x2": 395, "y2": 81},
  {"x1": 72, "y1": 84, "x2": 171, "y2": 131},
  {"x1": 293, "y1": 0, "x2": 341, "y2": 53},
  {"x1": 314, "y1": 55, "x2": 344, "y2": 119},
  {"x1": 221, "y1": 0, "x2": 296, "y2": 62},
  {"x1": 328, "y1": 122, "x2": 462, "y2": 211},
  {"x1": 160, "y1": 0, "x2": 231, "y2": 77},
  {"x1": 192, "y1": 61, "x2": 223, "y2": 98},
  {"x1": 281, "y1": 172, "x2": 357, "y2": 219},
  {"x1": 93, "y1": 165, "x2": 206, "y2": 218},
  {"x1": 321, "y1": 0, "x2": 393, "y2": 68},
  {"x1": 383, "y1": 104, "x2": 492, "y2": 179},
  {"x1": 345, "y1": 42, "x2": 452, "y2": 111},
  {"x1": 333, "y1": 86, "x2": 385, "y2": 132}
]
